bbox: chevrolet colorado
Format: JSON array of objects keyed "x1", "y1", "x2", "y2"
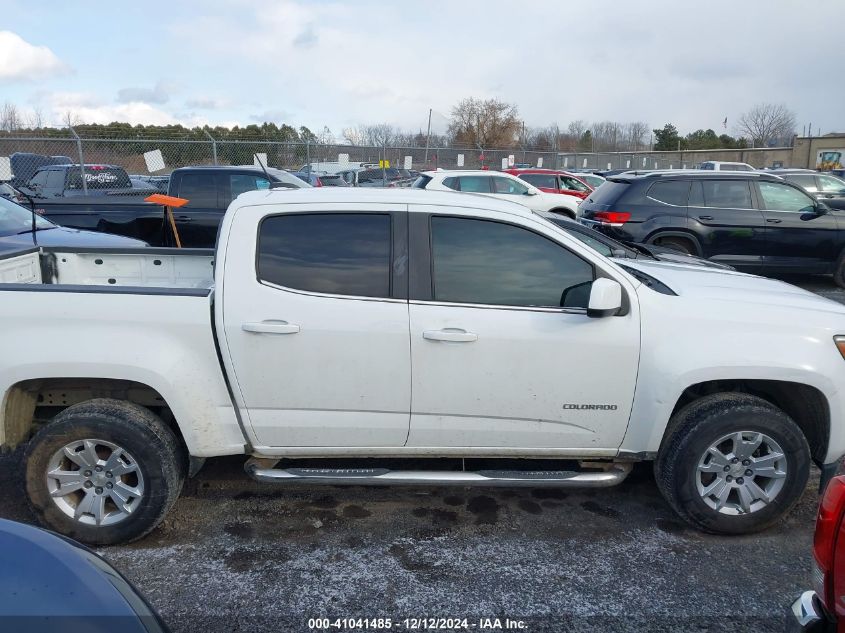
[{"x1": 1, "y1": 188, "x2": 844, "y2": 545}]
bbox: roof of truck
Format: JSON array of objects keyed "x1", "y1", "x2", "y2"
[{"x1": 232, "y1": 186, "x2": 536, "y2": 217}]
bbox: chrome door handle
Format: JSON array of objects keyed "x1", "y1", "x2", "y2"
[
  {"x1": 766, "y1": 218, "x2": 782, "y2": 224},
  {"x1": 242, "y1": 320, "x2": 300, "y2": 335},
  {"x1": 698, "y1": 215, "x2": 714, "y2": 221},
  {"x1": 423, "y1": 329, "x2": 477, "y2": 343},
  {"x1": 176, "y1": 216, "x2": 193, "y2": 222}
]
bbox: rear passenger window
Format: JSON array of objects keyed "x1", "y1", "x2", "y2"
[
  {"x1": 699, "y1": 180, "x2": 753, "y2": 209},
  {"x1": 647, "y1": 180, "x2": 690, "y2": 206},
  {"x1": 258, "y1": 214, "x2": 392, "y2": 298},
  {"x1": 178, "y1": 174, "x2": 218, "y2": 208},
  {"x1": 520, "y1": 174, "x2": 557, "y2": 189},
  {"x1": 457, "y1": 176, "x2": 491, "y2": 193}
]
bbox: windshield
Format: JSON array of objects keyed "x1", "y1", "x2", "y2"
[{"x1": 0, "y1": 196, "x2": 55, "y2": 237}]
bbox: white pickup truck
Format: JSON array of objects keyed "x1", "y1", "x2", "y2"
[{"x1": 2, "y1": 188, "x2": 845, "y2": 545}]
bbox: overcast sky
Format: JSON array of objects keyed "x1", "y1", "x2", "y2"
[{"x1": 1, "y1": 0, "x2": 842, "y2": 138}]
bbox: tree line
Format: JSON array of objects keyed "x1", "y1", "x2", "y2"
[{"x1": 0, "y1": 98, "x2": 798, "y2": 151}]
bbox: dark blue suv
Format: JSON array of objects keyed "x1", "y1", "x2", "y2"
[{"x1": 579, "y1": 171, "x2": 845, "y2": 285}]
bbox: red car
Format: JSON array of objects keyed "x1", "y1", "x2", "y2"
[
  {"x1": 790, "y1": 474, "x2": 845, "y2": 631},
  {"x1": 504, "y1": 168, "x2": 594, "y2": 200}
]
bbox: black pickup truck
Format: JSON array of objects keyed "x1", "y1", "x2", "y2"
[{"x1": 28, "y1": 165, "x2": 309, "y2": 247}]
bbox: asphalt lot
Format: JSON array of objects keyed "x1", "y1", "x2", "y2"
[{"x1": 1, "y1": 273, "x2": 843, "y2": 633}]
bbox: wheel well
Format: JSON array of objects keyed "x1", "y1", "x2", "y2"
[
  {"x1": 669, "y1": 380, "x2": 830, "y2": 464},
  {"x1": 1, "y1": 378, "x2": 186, "y2": 452},
  {"x1": 549, "y1": 208, "x2": 576, "y2": 220},
  {"x1": 647, "y1": 231, "x2": 702, "y2": 256}
]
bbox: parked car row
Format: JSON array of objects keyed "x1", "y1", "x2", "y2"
[{"x1": 579, "y1": 170, "x2": 845, "y2": 286}]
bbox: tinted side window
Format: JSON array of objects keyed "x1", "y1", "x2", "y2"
[
  {"x1": 230, "y1": 174, "x2": 270, "y2": 199},
  {"x1": 700, "y1": 180, "x2": 753, "y2": 209},
  {"x1": 258, "y1": 213, "x2": 391, "y2": 298},
  {"x1": 413, "y1": 175, "x2": 433, "y2": 189},
  {"x1": 178, "y1": 173, "x2": 218, "y2": 208},
  {"x1": 520, "y1": 174, "x2": 557, "y2": 189},
  {"x1": 586, "y1": 181, "x2": 629, "y2": 204},
  {"x1": 758, "y1": 182, "x2": 815, "y2": 213},
  {"x1": 431, "y1": 217, "x2": 593, "y2": 308},
  {"x1": 456, "y1": 176, "x2": 491, "y2": 193},
  {"x1": 647, "y1": 180, "x2": 690, "y2": 206},
  {"x1": 29, "y1": 170, "x2": 49, "y2": 188},
  {"x1": 442, "y1": 176, "x2": 459, "y2": 191},
  {"x1": 45, "y1": 170, "x2": 65, "y2": 191}
]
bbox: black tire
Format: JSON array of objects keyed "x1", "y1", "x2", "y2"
[
  {"x1": 833, "y1": 250, "x2": 845, "y2": 288},
  {"x1": 24, "y1": 398, "x2": 185, "y2": 545},
  {"x1": 550, "y1": 208, "x2": 576, "y2": 220},
  {"x1": 654, "y1": 393, "x2": 810, "y2": 535},
  {"x1": 654, "y1": 235, "x2": 695, "y2": 255}
]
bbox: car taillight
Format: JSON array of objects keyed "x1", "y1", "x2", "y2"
[
  {"x1": 814, "y1": 475, "x2": 845, "y2": 612},
  {"x1": 314, "y1": 178, "x2": 323, "y2": 187},
  {"x1": 593, "y1": 211, "x2": 631, "y2": 225}
]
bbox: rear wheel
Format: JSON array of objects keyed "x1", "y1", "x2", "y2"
[
  {"x1": 653, "y1": 235, "x2": 696, "y2": 255},
  {"x1": 24, "y1": 399, "x2": 185, "y2": 545},
  {"x1": 655, "y1": 393, "x2": 810, "y2": 534}
]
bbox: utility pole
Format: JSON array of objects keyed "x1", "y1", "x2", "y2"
[{"x1": 423, "y1": 108, "x2": 432, "y2": 167}]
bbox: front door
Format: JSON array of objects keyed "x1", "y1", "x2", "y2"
[
  {"x1": 756, "y1": 180, "x2": 841, "y2": 273},
  {"x1": 406, "y1": 210, "x2": 640, "y2": 450},
  {"x1": 222, "y1": 206, "x2": 411, "y2": 448},
  {"x1": 688, "y1": 178, "x2": 766, "y2": 272}
]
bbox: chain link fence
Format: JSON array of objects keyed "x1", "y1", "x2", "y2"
[{"x1": 0, "y1": 129, "x2": 571, "y2": 190}]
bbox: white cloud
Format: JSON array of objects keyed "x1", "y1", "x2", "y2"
[
  {"x1": 46, "y1": 91, "x2": 178, "y2": 126},
  {"x1": 0, "y1": 31, "x2": 68, "y2": 80}
]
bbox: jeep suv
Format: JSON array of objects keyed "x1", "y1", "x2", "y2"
[{"x1": 579, "y1": 171, "x2": 845, "y2": 284}]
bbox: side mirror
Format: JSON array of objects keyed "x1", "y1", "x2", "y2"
[
  {"x1": 816, "y1": 202, "x2": 830, "y2": 215},
  {"x1": 587, "y1": 278, "x2": 622, "y2": 318},
  {"x1": 524, "y1": 189, "x2": 538, "y2": 196}
]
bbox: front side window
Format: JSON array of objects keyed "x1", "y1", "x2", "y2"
[
  {"x1": 560, "y1": 176, "x2": 590, "y2": 192},
  {"x1": 258, "y1": 213, "x2": 392, "y2": 298},
  {"x1": 431, "y1": 217, "x2": 594, "y2": 308},
  {"x1": 492, "y1": 176, "x2": 529, "y2": 195},
  {"x1": 230, "y1": 174, "x2": 270, "y2": 199},
  {"x1": 647, "y1": 180, "x2": 690, "y2": 206},
  {"x1": 819, "y1": 174, "x2": 845, "y2": 193},
  {"x1": 520, "y1": 174, "x2": 557, "y2": 189},
  {"x1": 698, "y1": 180, "x2": 753, "y2": 209},
  {"x1": 758, "y1": 182, "x2": 816, "y2": 213}
]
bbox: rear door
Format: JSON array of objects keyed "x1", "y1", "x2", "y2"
[
  {"x1": 173, "y1": 172, "x2": 221, "y2": 247},
  {"x1": 688, "y1": 179, "x2": 765, "y2": 271},
  {"x1": 756, "y1": 180, "x2": 840, "y2": 273},
  {"x1": 221, "y1": 205, "x2": 411, "y2": 448}
]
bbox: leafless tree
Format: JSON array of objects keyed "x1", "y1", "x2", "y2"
[
  {"x1": 0, "y1": 102, "x2": 22, "y2": 132},
  {"x1": 26, "y1": 106, "x2": 45, "y2": 130},
  {"x1": 448, "y1": 98, "x2": 521, "y2": 148},
  {"x1": 737, "y1": 103, "x2": 796, "y2": 147},
  {"x1": 62, "y1": 110, "x2": 82, "y2": 128},
  {"x1": 316, "y1": 126, "x2": 335, "y2": 145},
  {"x1": 622, "y1": 121, "x2": 649, "y2": 151},
  {"x1": 342, "y1": 126, "x2": 366, "y2": 146},
  {"x1": 362, "y1": 123, "x2": 399, "y2": 147}
]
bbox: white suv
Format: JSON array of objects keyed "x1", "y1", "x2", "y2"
[{"x1": 414, "y1": 170, "x2": 582, "y2": 218}]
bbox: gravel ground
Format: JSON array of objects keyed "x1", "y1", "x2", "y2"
[{"x1": 1, "y1": 274, "x2": 843, "y2": 633}]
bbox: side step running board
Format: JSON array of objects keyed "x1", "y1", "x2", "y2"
[{"x1": 245, "y1": 461, "x2": 632, "y2": 488}]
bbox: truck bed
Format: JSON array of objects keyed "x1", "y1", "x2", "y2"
[{"x1": 0, "y1": 246, "x2": 214, "y2": 289}]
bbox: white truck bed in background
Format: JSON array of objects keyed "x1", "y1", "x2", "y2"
[{"x1": 0, "y1": 247, "x2": 215, "y2": 289}]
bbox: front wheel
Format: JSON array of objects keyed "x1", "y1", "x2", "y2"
[
  {"x1": 655, "y1": 393, "x2": 810, "y2": 534},
  {"x1": 24, "y1": 399, "x2": 185, "y2": 545}
]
